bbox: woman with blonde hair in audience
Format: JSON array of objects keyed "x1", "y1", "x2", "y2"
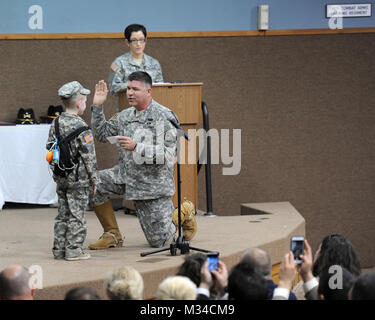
[
  {"x1": 105, "y1": 266, "x2": 144, "y2": 300},
  {"x1": 157, "y1": 275, "x2": 197, "y2": 300}
]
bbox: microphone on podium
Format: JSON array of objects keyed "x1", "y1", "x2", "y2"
[{"x1": 166, "y1": 111, "x2": 190, "y2": 141}]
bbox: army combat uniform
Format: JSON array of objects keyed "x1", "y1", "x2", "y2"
[
  {"x1": 108, "y1": 52, "x2": 163, "y2": 96},
  {"x1": 47, "y1": 112, "x2": 99, "y2": 259},
  {"x1": 90, "y1": 99, "x2": 177, "y2": 248}
]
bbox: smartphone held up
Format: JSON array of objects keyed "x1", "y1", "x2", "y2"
[
  {"x1": 207, "y1": 252, "x2": 220, "y2": 272},
  {"x1": 290, "y1": 236, "x2": 305, "y2": 264}
]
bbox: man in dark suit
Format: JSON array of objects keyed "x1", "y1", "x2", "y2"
[{"x1": 240, "y1": 248, "x2": 297, "y2": 300}]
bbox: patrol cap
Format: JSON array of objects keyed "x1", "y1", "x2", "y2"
[{"x1": 58, "y1": 81, "x2": 91, "y2": 99}]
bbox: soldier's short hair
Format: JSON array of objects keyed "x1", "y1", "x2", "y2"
[
  {"x1": 124, "y1": 24, "x2": 147, "y2": 41},
  {"x1": 60, "y1": 93, "x2": 85, "y2": 109},
  {"x1": 128, "y1": 71, "x2": 152, "y2": 88}
]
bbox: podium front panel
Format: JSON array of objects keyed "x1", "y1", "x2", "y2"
[{"x1": 152, "y1": 84, "x2": 202, "y2": 124}]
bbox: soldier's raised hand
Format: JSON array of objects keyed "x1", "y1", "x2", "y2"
[{"x1": 93, "y1": 80, "x2": 108, "y2": 106}]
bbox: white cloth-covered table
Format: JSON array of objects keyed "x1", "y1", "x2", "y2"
[{"x1": 0, "y1": 124, "x2": 58, "y2": 209}]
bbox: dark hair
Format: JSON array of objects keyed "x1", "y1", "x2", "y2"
[
  {"x1": 228, "y1": 262, "x2": 268, "y2": 300},
  {"x1": 128, "y1": 71, "x2": 152, "y2": 87},
  {"x1": 318, "y1": 266, "x2": 355, "y2": 300},
  {"x1": 351, "y1": 273, "x2": 375, "y2": 300},
  {"x1": 313, "y1": 234, "x2": 361, "y2": 277},
  {"x1": 124, "y1": 24, "x2": 147, "y2": 41},
  {"x1": 176, "y1": 253, "x2": 206, "y2": 287},
  {"x1": 64, "y1": 287, "x2": 101, "y2": 300}
]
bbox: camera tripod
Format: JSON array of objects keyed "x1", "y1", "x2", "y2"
[{"x1": 140, "y1": 126, "x2": 214, "y2": 257}]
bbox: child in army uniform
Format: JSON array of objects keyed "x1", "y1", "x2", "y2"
[{"x1": 46, "y1": 81, "x2": 99, "y2": 261}]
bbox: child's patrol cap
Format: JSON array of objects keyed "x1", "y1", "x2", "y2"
[{"x1": 58, "y1": 81, "x2": 91, "y2": 99}]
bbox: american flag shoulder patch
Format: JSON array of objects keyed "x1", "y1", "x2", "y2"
[
  {"x1": 111, "y1": 63, "x2": 119, "y2": 72},
  {"x1": 84, "y1": 133, "x2": 94, "y2": 143}
]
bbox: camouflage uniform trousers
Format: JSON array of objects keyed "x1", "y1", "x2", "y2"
[
  {"x1": 53, "y1": 186, "x2": 89, "y2": 259},
  {"x1": 94, "y1": 168, "x2": 175, "y2": 248}
]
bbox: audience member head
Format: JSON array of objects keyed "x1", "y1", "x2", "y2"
[
  {"x1": 317, "y1": 266, "x2": 355, "y2": 300},
  {"x1": 350, "y1": 272, "x2": 375, "y2": 300},
  {"x1": 240, "y1": 248, "x2": 272, "y2": 278},
  {"x1": 105, "y1": 266, "x2": 144, "y2": 300},
  {"x1": 0, "y1": 265, "x2": 33, "y2": 300},
  {"x1": 228, "y1": 262, "x2": 268, "y2": 300},
  {"x1": 64, "y1": 287, "x2": 101, "y2": 300},
  {"x1": 157, "y1": 276, "x2": 197, "y2": 300},
  {"x1": 313, "y1": 234, "x2": 361, "y2": 277},
  {"x1": 177, "y1": 253, "x2": 206, "y2": 287}
]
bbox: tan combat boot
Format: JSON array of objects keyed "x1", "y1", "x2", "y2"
[
  {"x1": 172, "y1": 199, "x2": 197, "y2": 241},
  {"x1": 88, "y1": 200, "x2": 124, "y2": 250}
]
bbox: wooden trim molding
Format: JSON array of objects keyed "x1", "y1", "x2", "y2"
[
  {"x1": 150, "y1": 30, "x2": 266, "y2": 38},
  {"x1": 0, "y1": 28, "x2": 374, "y2": 40},
  {"x1": 0, "y1": 32, "x2": 123, "y2": 40},
  {"x1": 272, "y1": 263, "x2": 302, "y2": 287},
  {"x1": 265, "y1": 27, "x2": 375, "y2": 36}
]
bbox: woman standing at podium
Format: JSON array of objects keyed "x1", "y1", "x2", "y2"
[{"x1": 108, "y1": 24, "x2": 164, "y2": 96}]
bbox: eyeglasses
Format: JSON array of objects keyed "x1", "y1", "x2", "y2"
[{"x1": 129, "y1": 38, "x2": 146, "y2": 44}]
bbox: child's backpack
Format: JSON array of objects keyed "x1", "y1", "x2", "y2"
[{"x1": 52, "y1": 116, "x2": 89, "y2": 178}]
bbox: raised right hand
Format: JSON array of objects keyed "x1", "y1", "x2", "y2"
[{"x1": 93, "y1": 80, "x2": 109, "y2": 106}]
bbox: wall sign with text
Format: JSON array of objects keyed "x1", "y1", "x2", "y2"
[{"x1": 326, "y1": 3, "x2": 372, "y2": 18}]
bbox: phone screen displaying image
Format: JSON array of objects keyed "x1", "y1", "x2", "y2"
[
  {"x1": 291, "y1": 237, "x2": 304, "y2": 264},
  {"x1": 207, "y1": 252, "x2": 219, "y2": 272}
]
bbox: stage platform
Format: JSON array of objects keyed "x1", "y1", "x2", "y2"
[{"x1": 0, "y1": 202, "x2": 305, "y2": 300}]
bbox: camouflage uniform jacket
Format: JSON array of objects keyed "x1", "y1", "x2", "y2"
[
  {"x1": 91, "y1": 100, "x2": 177, "y2": 200},
  {"x1": 46, "y1": 113, "x2": 99, "y2": 188},
  {"x1": 108, "y1": 52, "x2": 163, "y2": 96}
]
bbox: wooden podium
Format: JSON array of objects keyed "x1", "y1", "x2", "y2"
[{"x1": 118, "y1": 83, "x2": 203, "y2": 208}]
